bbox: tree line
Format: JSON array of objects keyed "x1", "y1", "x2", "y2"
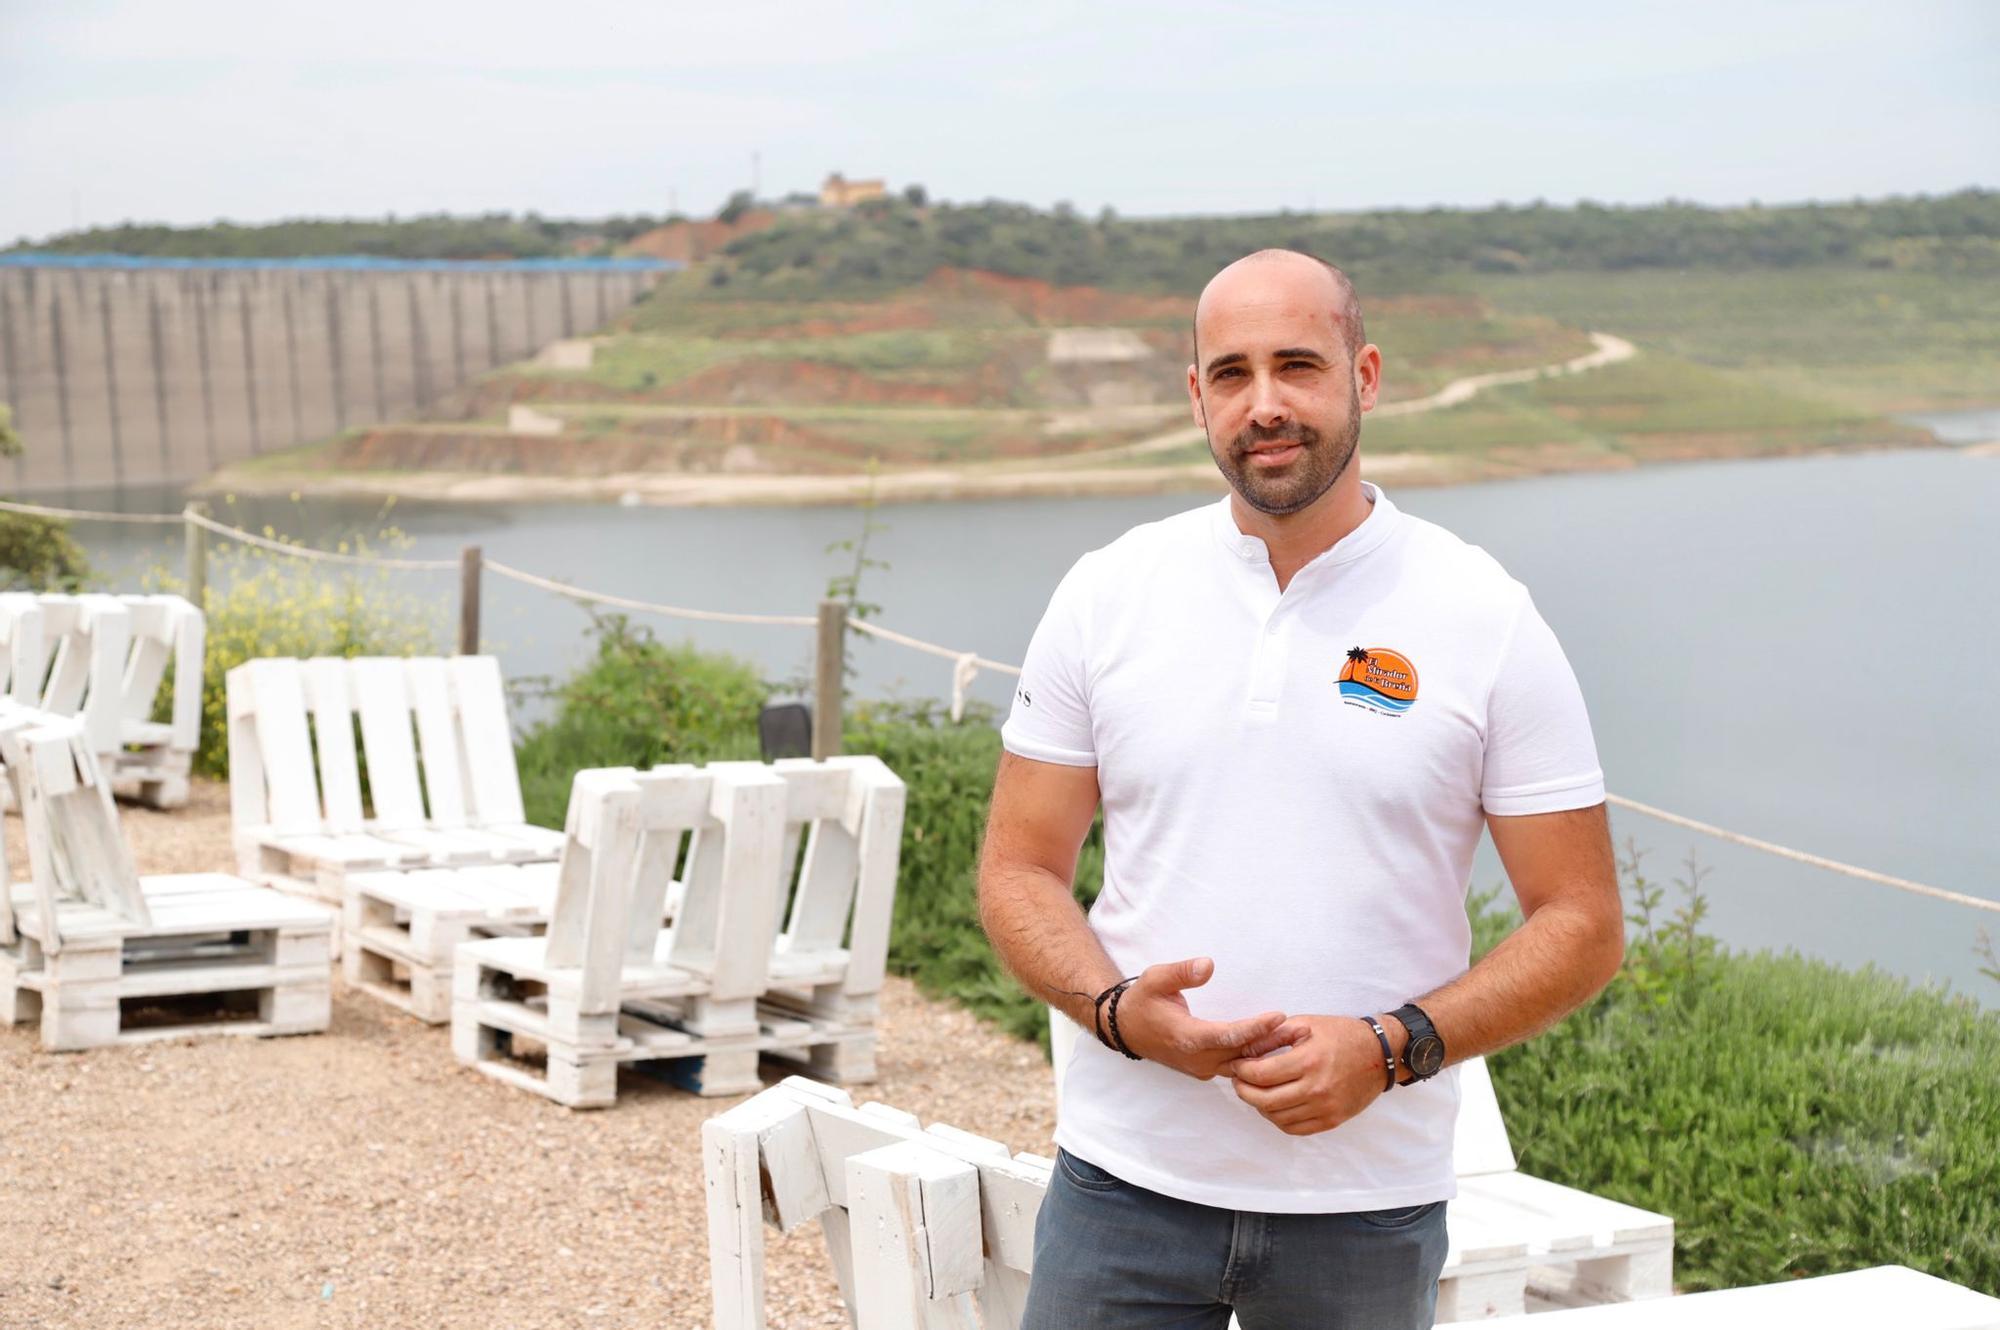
[{"x1": 12, "y1": 190, "x2": 1994, "y2": 294}]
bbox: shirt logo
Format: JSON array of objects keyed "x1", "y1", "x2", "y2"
[{"x1": 1339, "y1": 646, "x2": 1418, "y2": 716}]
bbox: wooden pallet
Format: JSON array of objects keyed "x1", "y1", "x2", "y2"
[
  {"x1": 450, "y1": 755, "x2": 904, "y2": 1110},
  {"x1": 226, "y1": 655, "x2": 564, "y2": 911},
  {"x1": 452, "y1": 934, "x2": 877, "y2": 1107},
  {"x1": 343, "y1": 861, "x2": 563, "y2": 1022},
  {"x1": 0, "y1": 873, "x2": 332, "y2": 1050}
]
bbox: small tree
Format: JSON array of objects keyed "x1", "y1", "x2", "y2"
[{"x1": 0, "y1": 402, "x2": 91, "y2": 591}]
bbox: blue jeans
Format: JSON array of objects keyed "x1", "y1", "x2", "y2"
[{"x1": 1021, "y1": 1149, "x2": 1449, "y2": 1330}]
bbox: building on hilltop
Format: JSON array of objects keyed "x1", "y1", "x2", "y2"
[{"x1": 820, "y1": 173, "x2": 887, "y2": 208}]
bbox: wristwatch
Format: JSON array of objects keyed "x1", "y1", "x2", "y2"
[{"x1": 1389, "y1": 1003, "x2": 1445, "y2": 1083}]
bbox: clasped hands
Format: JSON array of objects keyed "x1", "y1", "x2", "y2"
[{"x1": 1107, "y1": 956, "x2": 1395, "y2": 1137}]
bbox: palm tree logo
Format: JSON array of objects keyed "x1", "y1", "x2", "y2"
[{"x1": 1338, "y1": 645, "x2": 1419, "y2": 714}]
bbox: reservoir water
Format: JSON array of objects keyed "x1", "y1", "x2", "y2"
[{"x1": 67, "y1": 442, "x2": 2000, "y2": 1006}]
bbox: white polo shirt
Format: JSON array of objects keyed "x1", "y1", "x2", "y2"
[{"x1": 1001, "y1": 482, "x2": 1604, "y2": 1214}]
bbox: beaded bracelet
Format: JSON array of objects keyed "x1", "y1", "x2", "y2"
[
  {"x1": 1092, "y1": 976, "x2": 1137, "y2": 1052},
  {"x1": 1104, "y1": 978, "x2": 1141, "y2": 1060}
]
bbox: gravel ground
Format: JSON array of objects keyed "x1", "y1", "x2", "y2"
[{"x1": 1, "y1": 777, "x2": 1057, "y2": 1329}]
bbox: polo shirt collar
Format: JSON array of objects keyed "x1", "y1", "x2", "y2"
[{"x1": 1210, "y1": 480, "x2": 1403, "y2": 570}]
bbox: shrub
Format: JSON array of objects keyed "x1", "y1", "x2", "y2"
[
  {"x1": 143, "y1": 518, "x2": 441, "y2": 777},
  {"x1": 0, "y1": 511, "x2": 90, "y2": 591},
  {"x1": 512, "y1": 613, "x2": 767, "y2": 828}
]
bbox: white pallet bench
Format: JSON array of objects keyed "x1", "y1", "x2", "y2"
[
  {"x1": 226, "y1": 655, "x2": 562, "y2": 916},
  {"x1": 452, "y1": 755, "x2": 904, "y2": 1108},
  {"x1": 1447, "y1": 1265, "x2": 2000, "y2": 1329},
  {"x1": 0, "y1": 707, "x2": 333, "y2": 1051},
  {"x1": 1050, "y1": 1012, "x2": 1675, "y2": 1321},
  {"x1": 0, "y1": 593, "x2": 204, "y2": 809},
  {"x1": 705, "y1": 1076, "x2": 1050, "y2": 1330}
]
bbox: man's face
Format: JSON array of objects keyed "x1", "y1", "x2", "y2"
[{"x1": 1186, "y1": 259, "x2": 1380, "y2": 517}]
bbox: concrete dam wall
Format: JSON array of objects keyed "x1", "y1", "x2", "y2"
[{"x1": 0, "y1": 256, "x2": 672, "y2": 496}]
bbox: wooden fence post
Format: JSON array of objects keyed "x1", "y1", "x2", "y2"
[
  {"x1": 459, "y1": 544, "x2": 482, "y2": 656},
  {"x1": 814, "y1": 599, "x2": 845, "y2": 761},
  {"x1": 182, "y1": 501, "x2": 208, "y2": 611}
]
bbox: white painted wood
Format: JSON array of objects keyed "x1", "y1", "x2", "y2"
[
  {"x1": 0, "y1": 595, "x2": 201, "y2": 809},
  {"x1": 1446, "y1": 1265, "x2": 2000, "y2": 1328},
  {"x1": 0, "y1": 703, "x2": 334, "y2": 1051},
  {"x1": 448, "y1": 655, "x2": 527, "y2": 825},
  {"x1": 349, "y1": 657, "x2": 427, "y2": 826},
  {"x1": 229, "y1": 655, "x2": 563, "y2": 913},
  {"x1": 450, "y1": 756, "x2": 897, "y2": 1108},
  {"x1": 406, "y1": 657, "x2": 470, "y2": 829},
  {"x1": 846, "y1": 1140, "x2": 984, "y2": 1329}
]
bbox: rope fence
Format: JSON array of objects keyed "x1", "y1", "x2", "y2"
[{"x1": 7, "y1": 494, "x2": 1992, "y2": 918}]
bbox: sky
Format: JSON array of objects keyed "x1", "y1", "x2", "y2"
[{"x1": 2, "y1": 0, "x2": 1995, "y2": 243}]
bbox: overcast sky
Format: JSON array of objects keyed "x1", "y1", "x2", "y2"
[{"x1": 3, "y1": 0, "x2": 1994, "y2": 243}]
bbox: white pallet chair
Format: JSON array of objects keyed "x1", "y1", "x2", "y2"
[
  {"x1": 452, "y1": 761, "x2": 791, "y2": 1107},
  {"x1": 705, "y1": 1076, "x2": 1051, "y2": 1330},
  {"x1": 0, "y1": 594, "x2": 203, "y2": 808},
  {"x1": 1447, "y1": 1265, "x2": 2000, "y2": 1329},
  {"x1": 226, "y1": 656, "x2": 561, "y2": 910},
  {"x1": 1050, "y1": 1010, "x2": 1674, "y2": 1320},
  {"x1": 0, "y1": 704, "x2": 334, "y2": 1051}
]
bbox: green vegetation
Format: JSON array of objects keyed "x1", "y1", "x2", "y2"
[
  {"x1": 1363, "y1": 352, "x2": 1923, "y2": 461},
  {"x1": 139, "y1": 503, "x2": 442, "y2": 776},
  {"x1": 12, "y1": 212, "x2": 671, "y2": 260},
  {"x1": 0, "y1": 401, "x2": 92, "y2": 590},
  {"x1": 704, "y1": 191, "x2": 1999, "y2": 299},
  {"x1": 1470, "y1": 267, "x2": 2000, "y2": 413}
]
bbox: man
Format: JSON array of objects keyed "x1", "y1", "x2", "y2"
[{"x1": 978, "y1": 249, "x2": 1625, "y2": 1329}]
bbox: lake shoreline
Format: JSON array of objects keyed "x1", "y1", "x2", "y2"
[{"x1": 193, "y1": 432, "x2": 1954, "y2": 509}]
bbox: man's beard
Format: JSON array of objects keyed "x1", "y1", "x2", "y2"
[{"x1": 1208, "y1": 407, "x2": 1361, "y2": 517}]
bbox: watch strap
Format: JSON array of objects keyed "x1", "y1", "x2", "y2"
[{"x1": 1390, "y1": 1002, "x2": 1443, "y2": 1082}]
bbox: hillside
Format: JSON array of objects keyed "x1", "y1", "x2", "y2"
[{"x1": 196, "y1": 193, "x2": 1996, "y2": 504}]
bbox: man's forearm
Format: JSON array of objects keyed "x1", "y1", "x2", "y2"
[
  {"x1": 1391, "y1": 897, "x2": 1624, "y2": 1072},
  {"x1": 977, "y1": 864, "x2": 1123, "y2": 1031}
]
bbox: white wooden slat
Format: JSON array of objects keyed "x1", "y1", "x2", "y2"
[
  {"x1": 75, "y1": 595, "x2": 130, "y2": 758},
  {"x1": 169, "y1": 598, "x2": 205, "y2": 752},
  {"x1": 689, "y1": 765, "x2": 789, "y2": 1002},
  {"x1": 348, "y1": 657, "x2": 427, "y2": 827},
  {"x1": 223, "y1": 666, "x2": 268, "y2": 832},
  {"x1": 406, "y1": 657, "x2": 469, "y2": 829},
  {"x1": 244, "y1": 659, "x2": 326, "y2": 834},
  {"x1": 302, "y1": 658, "x2": 367, "y2": 833},
  {"x1": 37, "y1": 595, "x2": 88, "y2": 714},
  {"x1": 1456, "y1": 1055, "x2": 1520, "y2": 1177},
  {"x1": 448, "y1": 655, "x2": 527, "y2": 826},
  {"x1": 0, "y1": 597, "x2": 47, "y2": 703},
  {"x1": 1453, "y1": 1265, "x2": 2000, "y2": 1329},
  {"x1": 846, "y1": 1141, "x2": 984, "y2": 1329},
  {"x1": 0, "y1": 711, "x2": 70, "y2": 952},
  {"x1": 786, "y1": 817, "x2": 859, "y2": 953},
  {"x1": 841, "y1": 758, "x2": 906, "y2": 999},
  {"x1": 117, "y1": 601, "x2": 173, "y2": 726},
  {"x1": 626, "y1": 766, "x2": 706, "y2": 963},
  {"x1": 703, "y1": 1096, "x2": 789, "y2": 1330}
]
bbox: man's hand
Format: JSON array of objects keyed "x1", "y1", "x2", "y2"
[
  {"x1": 1113, "y1": 957, "x2": 1288, "y2": 1081},
  {"x1": 1219, "y1": 1015, "x2": 1393, "y2": 1135}
]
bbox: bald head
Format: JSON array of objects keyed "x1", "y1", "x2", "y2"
[{"x1": 1193, "y1": 249, "x2": 1366, "y2": 362}]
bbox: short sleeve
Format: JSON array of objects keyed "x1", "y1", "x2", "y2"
[
  {"x1": 1480, "y1": 593, "x2": 1605, "y2": 816},
  {"x1": 1000, "y1": 554, "x2": 1097, "y2": 767}
]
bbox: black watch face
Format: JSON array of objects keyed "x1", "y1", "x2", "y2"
[{"x1": 1408, "y1": 1034, "x2": 1446, "y2": 1078}]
